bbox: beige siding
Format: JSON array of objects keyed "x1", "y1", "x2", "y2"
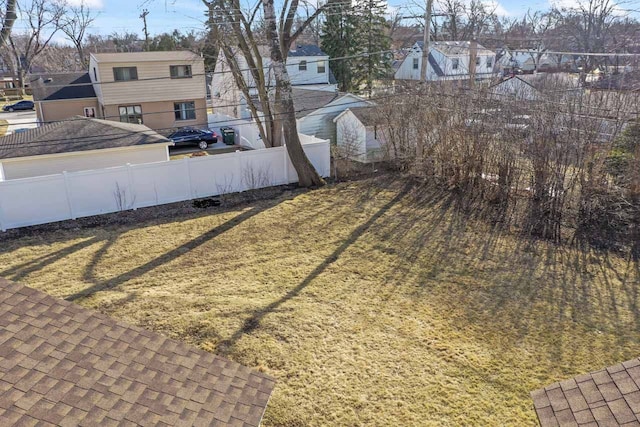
[
  {"x1": 102, "y1": 99, "x2": 207, "y2": 132},
  {"x1": 1, "y1": 145, "x2": 169, "y2": 180},
  {"x1": 96, "y1": 59, "x2": 206, "y2": 105},
  {"x1": 88, "y1": 57, "x2": 103, "y2": 102},
  {"x1": 37, "y1": 98, "x2": 100, "y2": 122}
]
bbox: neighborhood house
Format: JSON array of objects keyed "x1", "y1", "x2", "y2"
[
  {"x1": 0, "y1": 117, "x2": 172, "y2": 180},
  {"x1": 31, "y1": 51, "x2": 208, "y2": 132},
  {"x1": 210, "y1": 44, "x2": 337, "y2": 118},
  {"x1": 394, "y1": 41, "x2": 496, "y2": 82}
]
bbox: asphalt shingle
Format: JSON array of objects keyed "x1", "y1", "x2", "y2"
[
  {"x1": 0, "y1": 278, "x2": 275, "y2": 426},
  {"x1": 532, "y1": 358, "x2": 640, "y2": 426}
]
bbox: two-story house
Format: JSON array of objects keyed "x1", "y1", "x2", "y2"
[
  {"x1": 210, "y1": 44, "x2": 337, "y2": 117},
  {"x1": 395, "y1": 41, "x2": 496, "y2": 82},
  {"x1": 31, "y1": 51, "x2": 207, "y2": 131}
]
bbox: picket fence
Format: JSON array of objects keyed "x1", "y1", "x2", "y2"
[{"x1": 0, "y1": 139, "x2": 330, "y2": 231}]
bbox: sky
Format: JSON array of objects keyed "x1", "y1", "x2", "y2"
[{"x1": 12, "y1": 0, "x2": 634, "y2": 44}]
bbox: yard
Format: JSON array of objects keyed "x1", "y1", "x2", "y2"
[{"x1": 1, "y1": 177, "x2": 639, "y2": 426}]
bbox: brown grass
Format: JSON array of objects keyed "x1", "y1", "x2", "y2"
[
  {"x1": 1, "y1": 178, "x2": 639, "y2": 426},
  {"x1": 0, "y1": 119, "x2": 8, "y2": 137}
]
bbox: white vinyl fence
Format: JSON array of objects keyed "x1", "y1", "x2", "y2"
[
  {"x1": 208, "y1": 112, "x2": 265, "y2": 150},
  {"x1": 0, "y1": 140, "x2": 330, "y2": 231}
]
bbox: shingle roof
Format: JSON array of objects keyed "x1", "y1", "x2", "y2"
[
  {"x1": 0, "y1": 117, "x2": 171, "y2": 160},
  {"x1": 0, "y1": 277, "x2": 275, "y2": 426},
  {"x1": 253, "y1": 88, "x2": 342, "y2": 119},
  {"x1": 288, "y1": 45, "x2": 327, "y2": 57},
  {"x1": 91, "y1": 50, "x2": 202, "y2": 63},
  {"x1": 30, "y1": 72, "x2": 96, "y2": 102},
  {"x1": 416, "y1": 41, "x2": 494, "y2": 56},
  {"x1": 531, "y1": 357, "x2": 640, "y2": 426},
  {"x1": 348, "y1": 107, "x2": 378, "y2": 126}
]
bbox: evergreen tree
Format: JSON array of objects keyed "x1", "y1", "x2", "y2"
[
  {"x1": 353, "y1": 0, "x2": 392, "y2": 92},
  {"x1": 320, "y1": 1, "x2": 359, "y2": 92}
]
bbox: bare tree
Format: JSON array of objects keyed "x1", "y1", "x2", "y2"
[
  {"x1": 7, "y1": 0, "x2": 65, "y2": 92},
  {"x1": 551, "y1": 0, "x2": 621, "y2": 74},
  {"x1": 60, "y1": 0, "x2": 97, "y2": 67},
  {"x1": 206, "y1": 0, "x2": 327, "y2": 186},
  {"x1": 262, "y1": 0, "x2": 325, "y2": 186}
]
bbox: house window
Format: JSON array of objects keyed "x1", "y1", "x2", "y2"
[
  {"x1": 299, "y1": 60, "x2": 307, "y2": 71},
  {"x1": 452, "y1": 58, "x2": 459, "y2": 70},
  {"x1": 174, "y1": 101, "x2": 196, "y2": 121},
  {"x1": 84, "y1": 107, "x2": 96, "y2": 118},
  {"x1": 413, "y1": 58, "x2": 419, "y2": 70},
  {"x1": 170, "y1": 65, "x2": 192, "y2": 78},
  {"x1": 93, "y1": 67, "x2": 97, "y2": 80},
  {"x1": 475, "y1": 57, "x2": 481, "y2": 66},
  {"x1": 486, "y1": 57, "x2": 493, "y2": 68},
  {"x1": 113, "y1": 67, "x2": 138, "y2": 81},
  {"x1": 119, "y1": 105, "x2": 142, "y2": 124},
  {"x1": 317, "y1": 61, "x2": 326, "y2": 73}
]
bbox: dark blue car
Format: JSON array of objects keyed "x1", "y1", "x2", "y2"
[
  {"x1": 168, "y1": 128, "x2": 218, "y2": 150},
  {"x1": 3, "y1": 100, "x2": 34, "y2": 112}
]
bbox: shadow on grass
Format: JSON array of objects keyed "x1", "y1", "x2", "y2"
[
  {"x1": 0, "y1": 236, "x2": 104, "y2": 282},
  {"x1": 65, "y1": 203, "x2": 275, "y2": 302},
  {"x1": 217, "y1": 182, "x2": 414, "y2": 355}
]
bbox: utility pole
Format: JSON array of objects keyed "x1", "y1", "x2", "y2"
[
  {"x1": 140, "y1": 9, "x2": 149, "y2": 51},
  {"x1": 420, "y1": 0, "x2": 434, "y2": 82}
]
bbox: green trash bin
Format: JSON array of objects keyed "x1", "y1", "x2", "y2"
[{"x1": 220, "y1": 127, "x2": 235, "y2": 145}]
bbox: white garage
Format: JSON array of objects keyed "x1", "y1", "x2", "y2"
[{"x1": 0, "y1": 117, "x2": 173, "y2": 180}]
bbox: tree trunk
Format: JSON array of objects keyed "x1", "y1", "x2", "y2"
[
  {"x1": 262, "y1": 0, "x2": 325, "y2": 187},
  {"x1": 0, "y1": 0, "x2": 16, "y2": 48}
]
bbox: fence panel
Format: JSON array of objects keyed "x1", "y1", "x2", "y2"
[
  {"x1": 0, "y1": 175, "x2": 69, "y2": 230},
  {"x1": 130, "y1": 160, "x2": 191, "y2": 207},
  {"x1": 66, "y1": 168, "x2": 131, "y2": 217},
  {"x1": 0, "y1": 139, "x2": 329, "y2": 230}
]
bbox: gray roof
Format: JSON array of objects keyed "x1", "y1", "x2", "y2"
[
  {"x1": 349, "y1": 107, "x2": 378, "y2": 126},
  {"x1": 532, "y1": 356, "x2": 640, "y2": 426},
  {"x1": 0, "y1": 277, "x2": 275, "y2": 426},
  {"x1": 0, "y1": 117, "x2": 171, "y2": 160},
  {"x1": 416, "y1": 41, "x2": 494, "y2": 56},
  {"x1": 30, "y1": 72, "x2": 96, "y2": 101},
  {"x1": 253, "y1": 88, "x2": 342, "y2": 119},
  {"x1": 288, "y1": 45, "x2": 327, "y2": 57}
]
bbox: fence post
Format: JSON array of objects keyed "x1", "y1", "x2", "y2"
[
  {"x1": 283, "y1": 144, "x2": 290, "y2": 184},
  {"x1": 183, "y1": 157, "x2": 193, "y2": 200},
  {"x1": 63, "y1": 171, "x2": 76, "y2": 220},
  {"x1": 126, "y1": 163, "x2": 137, "y2": 210},
  {"x1": 235, "y1": 150, "x2": 243, "y2": 191},
  {"x1": 0, "y1": 194, "x2": 6, "y2": 232}
]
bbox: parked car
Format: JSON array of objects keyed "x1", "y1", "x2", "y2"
[
  {"x1": 3, "y1": 100, "x2": 34, "y2": 112},
  {"x1": 168, "y1": 128, "x2": 218, "y2": 150}
]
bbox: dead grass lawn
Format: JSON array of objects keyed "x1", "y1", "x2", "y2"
[{"x1": 1, "y1": 178, "x2": 639, "y2": 426}]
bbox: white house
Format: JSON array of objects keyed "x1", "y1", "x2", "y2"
[
  {"x1": 394, "y1": 41, "x2": 496, "y2": 82},
  {"x1": 0, "y1": 117, "x2": 172, "y2": 180},
  {"x1": 333, "y1": 107, "x2": 386, "y2": 163},
  {"x1": 496, "y1": 48, "x2": 574, "y2": 74},
  {"x1": 211, "y1": 44, "x2": 337, "y2": 117}
]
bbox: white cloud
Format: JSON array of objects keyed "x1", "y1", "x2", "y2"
[
  {"x1": 483, "y1": 0, "x2": 510, "y2": 16},
  {"x1": 66, "y1": 0, "x2": 104, "y2": 9}
]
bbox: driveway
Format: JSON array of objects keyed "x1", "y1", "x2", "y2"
[
  {"x1": 0, "y1": 109, "x2": 37, "y2": 134},
  {"x1": 169, "y1": 142, "x2": 242, "y2": 159}
]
